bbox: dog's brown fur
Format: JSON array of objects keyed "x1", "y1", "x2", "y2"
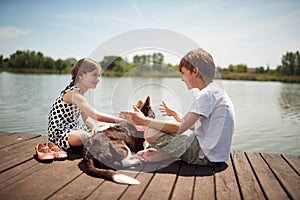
[{"x1": 80, "y1": 96, "x2": 154, "y2": 184}]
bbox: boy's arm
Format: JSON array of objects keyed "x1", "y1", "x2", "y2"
[
  {"x1": 159, "y1": 101, "x2": 182, "y2": 122},
  {"x1": 120, "y1": 106, "x2": 200, "y2": 135},
  {"x1": 160, "y1": 101, "x2": 194, "y2": 130}
]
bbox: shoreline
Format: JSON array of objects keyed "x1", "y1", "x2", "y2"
[{"x1": 1, "y1": 70, "x2": 300, "y2": 83}]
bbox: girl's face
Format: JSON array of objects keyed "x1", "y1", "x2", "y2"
[{"x1": 80, "y1": 68, "x2": 101, "y2": 89}]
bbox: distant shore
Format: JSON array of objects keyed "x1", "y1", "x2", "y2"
[{"x1": 1, "y1": 69, "x2": 300, "y2": 83}]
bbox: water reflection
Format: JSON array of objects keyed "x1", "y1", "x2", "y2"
[
  {"x1": 1, "y1": 73, "x2": 300, "y2": 155},
  {"x1": 278, "y1": 83, "x2": 300, "y2": 124}
]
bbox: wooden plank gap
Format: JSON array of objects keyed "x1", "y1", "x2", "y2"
[
  {"x1": 171, "y1": 161, "x2": 196, "y2": 200},
  {"x1": 230, "y1": 152, "x2": 243, "y2": 199},
  {"x1": 281, "y1": 154, "x2": 300, "y2": 176},
  {"x1": 213, "y1": 170, "x2": 217, "y2": 200},
  {"x1": 0, "y1": 133, "x2": 42, "y2": 150},
  {"x1": 168, "y1": 161, "x2": 182, "y2": 200},
  {"x1": 118, "y1": 164, "x2": 154, "y2": 199},
  {"x1": 77, "y1": 176, "x2": 107, "y2": 200},
  {"x1": 245, "y1": 152, "x2": 268, "y2": 200},
  {"x1": 260, "y1": 153, "x2": 297, "y2": 200},
  {"x1": 44, "y1": 172, "x2": 84, "y2": 200},
  {"x1": 136, "y1": 171, "x2": 157, "y2": 199},
  {"x1": 0, "y1": 157, "x2": 33, "y2": 174}
]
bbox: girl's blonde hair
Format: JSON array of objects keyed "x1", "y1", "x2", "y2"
[
  {"x1": 179, "y1": 48, "x2": 215, "y2": 83},
  {"x1": 69, "y1": 58, "x2": 101, "y2": 87}
]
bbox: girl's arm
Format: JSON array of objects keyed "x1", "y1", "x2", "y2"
[
  {"x1": 64, "y1": 90, "x2": 117, "y2": 123},
  {"x1": 82, "y1": 112, "x2": 100, "y2": 135},
  {"x1": 82, "y1": 112, "x2": 97, "y2": 128},
  {"x1": 119, "y1": 105, "x2": 200, "y2": 135}
]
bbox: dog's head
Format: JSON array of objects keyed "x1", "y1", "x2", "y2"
[{"x1": 135, "y1": 96, "x2": 155, "y2": 119}]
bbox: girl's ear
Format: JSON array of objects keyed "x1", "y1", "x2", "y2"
[{"x1": 78, "y1": 74, "x2": 84, "y2": 80}]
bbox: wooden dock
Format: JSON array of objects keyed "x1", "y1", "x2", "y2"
[{"x1": 0, "y1": 131, "x2": 299, "y2": 200}]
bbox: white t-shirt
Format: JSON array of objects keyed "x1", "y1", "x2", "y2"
[{"x1": 190, "y1": 82, "x2": 235, "y2": 162}]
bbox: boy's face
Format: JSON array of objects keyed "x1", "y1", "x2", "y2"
[{"x1": 180, "y1": 67, "x2": 195, "y2": 90}]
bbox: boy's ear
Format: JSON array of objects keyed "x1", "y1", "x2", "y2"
[{"x1": 193, "y1": 67, "x2": 201, "y2": 78}]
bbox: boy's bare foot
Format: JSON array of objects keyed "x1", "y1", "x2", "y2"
[{"x1": 137, "y1": 149, "x2": 173, "y2": 163}]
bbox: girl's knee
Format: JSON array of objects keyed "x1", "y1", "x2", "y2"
[{"x1": 68, "y1": 130, "x2": 89, "y2": 147}]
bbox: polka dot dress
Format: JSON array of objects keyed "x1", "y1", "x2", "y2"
[{"x1": 48, "y1": 86, "x2": 90, "y2": 150}]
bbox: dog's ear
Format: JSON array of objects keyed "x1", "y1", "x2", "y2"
[{"x1": 144, "y1": 96, "x2": 150, "y2": 106}]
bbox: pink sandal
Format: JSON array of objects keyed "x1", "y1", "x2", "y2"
[
  {"x1": 35, "y1": 143, "x2": 54, "y2": 161},
  {"x1": 47, "y1": 142, "x2": 68, "y2": 159}
]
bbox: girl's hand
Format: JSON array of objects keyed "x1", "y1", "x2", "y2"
[
  {"x1": 119, "y1": 105, "x2": 147, "y2": 125},
  {"x1": 91, "y1": 125, "x2": 99, "y2": 136}
]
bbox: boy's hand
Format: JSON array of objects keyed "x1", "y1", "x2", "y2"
[
  {"x1": 159, "y1": 101, "x2": 175, "y2": 117},
  {"x1": 159, "y1": 101, "x2": 182, "y2": 122}
]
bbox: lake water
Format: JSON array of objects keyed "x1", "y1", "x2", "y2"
[{"x1": 0, "y1": 72, "x2": 299, "y2": 155}]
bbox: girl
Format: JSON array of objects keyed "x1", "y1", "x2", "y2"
[{"x1": 48, "y1": 58, "x2": 118, "y2": 150}]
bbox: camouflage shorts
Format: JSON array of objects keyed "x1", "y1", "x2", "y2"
[{"x1": 146, "y1": 128, "x2": 211, "y2": 166}]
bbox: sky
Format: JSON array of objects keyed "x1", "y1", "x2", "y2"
[{"x1": 0, "y1": 0, "x2": 299, "y2": 69}]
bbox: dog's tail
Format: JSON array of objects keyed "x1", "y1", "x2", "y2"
[{"x1": 80, "y1": 159, "x2": 140, "y2": 185}]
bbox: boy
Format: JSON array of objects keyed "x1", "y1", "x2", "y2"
[{"x1": 119, "y1": 48, "x2": 235, "y2": 165}]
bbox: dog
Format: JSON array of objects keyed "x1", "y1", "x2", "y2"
[{"x1": 80, "y1": 96, "x2": 155, "y2": 184}]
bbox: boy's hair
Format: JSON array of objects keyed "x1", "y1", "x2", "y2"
[
  {"x1": 69, "y1": 58, "x2": 101, "y2": 87},
  {"x1": 179, "y1": 48, "x2": 215, "y2": 83}
]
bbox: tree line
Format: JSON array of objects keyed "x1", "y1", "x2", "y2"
[
  {"x1": 0, "y1": 50, "x2": 299, "y2": 77},
  {"x1": 0, "y1": 50, "x2": 76, "y2": 74},
  {"x1": 218, "y1": 51, "x2": 300, "y2": 76}
]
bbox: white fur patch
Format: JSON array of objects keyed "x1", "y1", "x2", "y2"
[
  {"x1": 121, "y1": 146, "x2": 142, "y2": 167},
  {"x1": 113, "y1": 174, "x2": 140, "y2": 185}
]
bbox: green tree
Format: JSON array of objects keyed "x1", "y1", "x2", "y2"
[
  {"x1": 0, "y1": 55, "x2": 3, "y2": 69},
  {"x1": 228, "y1": 64, "x2": 247, "y2": 73},
  {"x1": 256, "y1": 66, "x2": 265, "y2": 74},
  {"x1": 55, "y1": 59, "x2": 68, "y2": 73},
  {"x1": 152, "y1": 52, "x2": 164, "y2": 71},
  {"x1": 280, "y1": 51, "x2": 300, "y2": 75},
  {"x1": 44, "y1": 57, "x2": 55, "y2": 69},
  {"x1": 101, "y1": 56, "x2": 121, "y2": 71}
]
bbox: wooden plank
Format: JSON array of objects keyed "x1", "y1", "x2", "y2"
[
  {"x1": 246, "y1": 152, "x2": 289, "y2": 200},
  {"x1": 0, "y1": 159, "x2": 47, "y2": 190},
  {"x1": 282, "y1": 154, "x2": 300, "y2": 175},
  {"x1": 48, "y1": 173, "x2": 105, "y2": 200},
  {"x1": 0, "y1": 132, "x2": 41, "y2": 149},
  {"x1": 140, "y1": 161, "x2": 181, "y2": 200},
  {"x1": 215, "y1": 160, "x2": 240, "y2": 200},
  {"x1": 0, "y1": 136, "x2": 47, "y2": 172},
  {"x1": 231, "y1": 151, "x2": 265, "y2": 200},
  {"x1": 86, "y1": 170, "x2": 138, "y2": 200},
  {"x1": 119, "y1": 163, "x2": 160, "y2": 200},
  {"x1": 0, "y1": 159, "x2": 82, "y2": 200},
  {"x1": 262, "y1": 153, "x2": 300, "y2": 200},
  {"x1": 86, "y1": 180, "x2": 127, "y2": 200},
  {"x1": 193, "y1": 165, "x2": 215, "y2": 199},
  {"x1": 171, "y1": 162, "x2": 195, "y2": 200},
  {"x1": 0, "y1": 132, "x2": 11, "y2": 138}
]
